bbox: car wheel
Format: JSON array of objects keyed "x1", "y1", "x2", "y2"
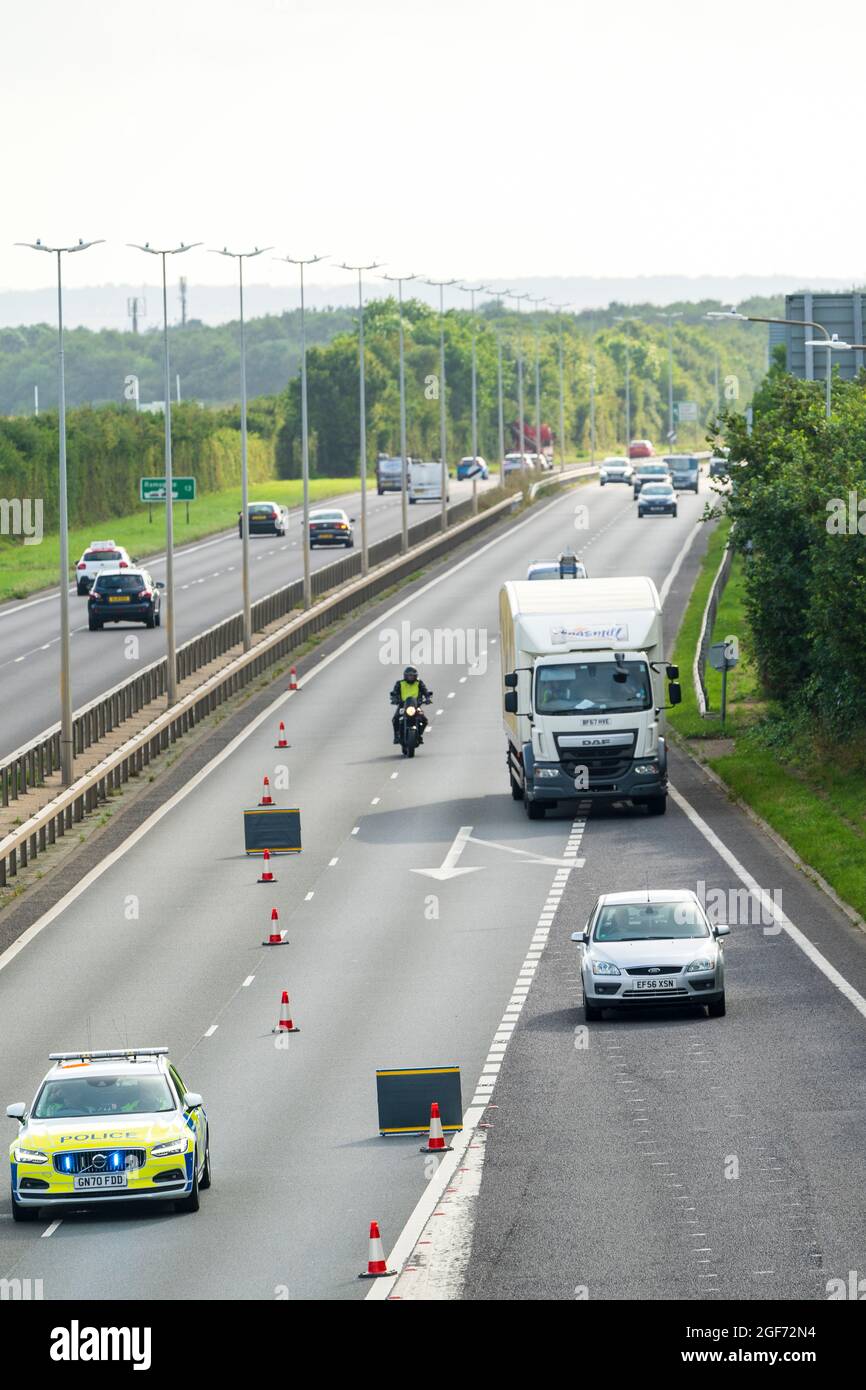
[
  {"x1": 155, "y1": 609, "x2": 161, "y2": 628},
  {"x1": 409, "y1": 497, "x2": 417, "y2": 505},
  {"x1": 199, "y1": 1133, "x2": 212, "y2": 1189},
  {"x1": 88, "y1": 616, "x2": 102, "y2": 631},
  {"x1": 238, "y1": 528, "x2": 243, "y2": 539},
  {"x1": 673, "y1": 507, "x2": 678, "y2": 517},
  {"x1": 600, "y1": 479, "x2": 606, "y2": 486},
  {"x1": 10, "y1": 1192, "x2": 40, "y2": 1222},
  {"x1": 525, "y1": 797, "x2": 546, "y2": 820},
  {"x1": 175, "y1": 1160, "x2": 200, "y2": 1213},
  {"x1": 638, "y1": 510, "x2": 644, "y2": 518},
  {"x1": 707, "y1": 993, "x2": 726, "y2": 1018},
  {"x1": 76, "y1": 582, "x2": 89, "y2": 596},
  {"x1": 144, "y1": 612, "x2": 156, "y2": 629},
  {"x1": 584, "y1": 995, "x2": 603, "y2": 1022}
]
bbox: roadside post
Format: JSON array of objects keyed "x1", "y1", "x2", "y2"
[{"x1": 708, "y1": 636, "x2": 739, "y2": 728}]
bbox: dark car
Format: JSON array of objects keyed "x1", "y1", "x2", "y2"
[
  {"x1": 709, "y1": 455, "x2": 730, "y2": 479},
  {"x1": 637, "y1": 482, "x2": 678, "y2": 518},
  {"x1": 309, "y1": 509, "x2": 354, "y2": 548},
  {"x1": 239, "y1": 502, "x2": 290, "y2": 537},
  {"x1": 88, "y1": 569, "x2": 164, "y2": 630}
]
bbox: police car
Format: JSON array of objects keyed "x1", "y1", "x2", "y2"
[
  {"x1": 7, "y1": 1048, "x2": 210, "y2": 1220},
  {"x1": 75, "y1": 541, "x2": 133, "y2": 595}
]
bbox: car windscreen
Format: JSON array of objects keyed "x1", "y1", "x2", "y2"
[
  {"x1": 643, "y1": 485, "x2": 673, "y2": 495},
  {"x1": 310, "y1": 512, "x2": 344, "y2": 522},
  {"x1": 84, "y1": 550, "x2": 122, "y2": 562},
  {"x1": 32, "y1": 1074, "x2": 176, "y2": 1118},
  {"x1": 594, "y1": 902, "x2": 710, "y2": 942},
  {"x1": 93, "y1": 574, "x2": 144, "y2": 593},
  {"x1": 535, "y1": 660, "x2": 652, "y2": 714}
]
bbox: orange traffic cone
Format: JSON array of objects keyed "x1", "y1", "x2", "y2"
[
  {"x1": 275, "y1": 721, "x2": 289, "y2": 749},
  {"x1": 420, "y1": 1101, "x2": 451, "y2": 1153},
  {"x1": 272, "y1": 990, "x2": 299, "y2": 1033},
  {"x1": 358, "y1": 1220, "x2": 396, "y2": 1279},
  {"x1": 258, "y1": 848, "x2": 276, "y2": 884},
  {"x1": 262, "y1": 907, "x2": 288, "y2": 947},
  {"x1": 288, "y1": 666, "x2": 299, "y2": 692},
  {"x1": 259, "y1": 776, "x2": 274, "y2": 806}
]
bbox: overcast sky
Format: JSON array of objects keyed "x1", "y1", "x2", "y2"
[{"x1": 2, "y1": 0, "x2": 863, "y2": 294}]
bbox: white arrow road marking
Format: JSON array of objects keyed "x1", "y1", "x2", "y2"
[
  {"x1": 412, "y1": 825, "x2": 482, "y2": 880},
  {"x1": 413, "y1": 827, "x2": 579, "y2": 880}
]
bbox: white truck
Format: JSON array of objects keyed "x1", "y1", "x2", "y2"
[
  {"x1": 408, "y1": 460, "x2": 449, "y2": 504},
  {"x1": 499, "y1": 577, "x2": 681, "y2": 819}
]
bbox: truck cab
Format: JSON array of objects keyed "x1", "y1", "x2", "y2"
[{"x1": 499, "y1": 578, "x2": 681, "y2": 818}]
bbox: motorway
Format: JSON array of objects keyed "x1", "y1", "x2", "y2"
[
  {"x1": 1, "y1": 476, "x2": 865, "y2": 1301},
  {"x1": 0, "y1": 476, "x2": 493, "y2": 759}
]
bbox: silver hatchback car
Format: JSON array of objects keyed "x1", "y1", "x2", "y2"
[{"x1": 572, "y1": 889, "x2": 728, "y2": 1020}]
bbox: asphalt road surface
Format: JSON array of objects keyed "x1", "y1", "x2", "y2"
[
  {"x1": 0, "y1": 476, "x2": 494, "y2": 759},
  {"x1": 2, "y1": 475, "x2": 862, "y2": 1302}
]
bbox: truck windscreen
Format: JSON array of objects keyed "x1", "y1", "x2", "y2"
[{"x1": 535, "y1": 661, "x2": 652, "y2": 715}]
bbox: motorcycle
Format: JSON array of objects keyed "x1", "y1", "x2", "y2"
[{"x1": 393, "y1": 692, "x2": 432, "y2": 758}]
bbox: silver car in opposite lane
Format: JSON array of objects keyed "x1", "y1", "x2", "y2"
[{"x1": 572, "y1": 889, "x2": 728, "y2": 1020}]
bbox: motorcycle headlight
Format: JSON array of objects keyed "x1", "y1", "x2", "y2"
[
  {"x1": 13, "y1": 1145, "x2": 48, "y2": 1164},
  {"x1": 404, "y1": 705, "x2": 416, "y2": 717},
  {"x1": 151, "y1": 1137, "x2": 189, "y2": 1158},
  {"x1": 591, "y1": 959, "x2": 621, "y2": 976},
  {"x1": 685, "y1": 958, "x2": 715, "y2": 973}
]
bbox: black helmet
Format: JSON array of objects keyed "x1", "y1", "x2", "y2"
[{"x1": 403, "y1": 666, "x2": 418, "y2": 681}]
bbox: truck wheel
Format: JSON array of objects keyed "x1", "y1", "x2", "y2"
[
  {"x1": 525, "y1": 798, "x2": 545, "y2": 820},
  {"x1": 510, "y1": 774, "x2": 524, "y2": 802},
  {"x1": 644, "y1": 796, "x2": 667, "y2": 816}
]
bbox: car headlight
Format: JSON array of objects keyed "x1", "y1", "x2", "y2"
[
  {"x1": 591, "y1": 959, "x2": 621, "y2": 976},
  {"x1": 685, "y1": 958, "x2": 715, "y2": 973},
  {"x1": 13, "y1": 1145, "x2": 48, "y2": 1164},
  {"x1": 151, "y1": 1137, "x2": 189, "y2": 1158}
]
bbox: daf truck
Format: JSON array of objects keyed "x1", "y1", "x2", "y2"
[{"x1": 500, "y1": 577, "x2": 681, "y2": 819}]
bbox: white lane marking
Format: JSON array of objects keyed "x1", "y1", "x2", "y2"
[
  {"x1": 242, "y1": 975, "x2": 255, "y2": 988},
  {"x1": 390, "y1": 772, "x2": 398, "y2": 779},
  {"x1": 0, "y1": 488, "x2": 581, "y2": 978},
  {"x1": 304, "y1": 891, "x2": 314, "y2": 901},
  {"x1": 14, "y1": 655, "x2": 25, "y2": 663},
  {"x1": 351, "y1": 826, "x2": 359, "y2": 835},
  {"x1": 371, "y1": 797, "x2": 380, "y2": 806},
  {"x1": 658, "y1": 521, "x2": 703, "y2": 606},
  {"x1": 204, "y1": 1024, "x2": 218, "y2": 1037},
  {"x1": 328, "y1": 857, "x2": 339, "y2": 866},
  {"x1": 435, "y1": 709, "x2": 444, "y2": 716},
  {"x1": 669, "y1": 785, "x2": 866, "y2": 1021},
  {"x1": 42, "y1": 1219, "x2": 62, "y2": 1238},
  {"x1": 447, "y1": 692, "x2": 455, "y2": 699},
  {"x1": 370, "y1": 815, "x2": 586, "y2": 1300}
]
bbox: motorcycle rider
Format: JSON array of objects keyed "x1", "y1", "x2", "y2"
[{"x1": 390, "y1": 665, "x2": 431, "y2": 744}]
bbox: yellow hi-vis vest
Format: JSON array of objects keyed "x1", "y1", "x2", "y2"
[{"x1": 399, "y1": 680, "x2": 420, "y2": 701}]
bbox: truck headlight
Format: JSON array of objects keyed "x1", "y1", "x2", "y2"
[
  {"x1": 151, "y1": 1137, "x2": 189, "y2": 1158},
  {"x1": 13, "y1": 1145, "x2": 48, "y2": 1164},
  {"x1": 634, "y1": 763, "x2": 659, "y2": 775},
  {"x1": 591, "y1": 959, "x2": 621, "y2": 976},
  {"x1": 534, "y1": 767, "x2": 559, "y2": 779},
  {"x1": 685, "y1": 958, "x2": 715, "y2": 973}
]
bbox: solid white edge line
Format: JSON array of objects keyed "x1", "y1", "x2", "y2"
[
  {"x1": 669, "y1": 785, "x2": 866, "y2": 1020},
  {"x1": 658, "y1": 516, "x2": 703, "y2": 607},
  {"x1": 364, "y1": 1109, "x2": 485, "y2": 1301},
  {"x1": 0, "y1": 487, "x2": 576, "y2": 977}
]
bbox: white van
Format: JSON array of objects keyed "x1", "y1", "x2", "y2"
[{"x1": 408, "y1": 460, "x2": 449, "y2": 504}]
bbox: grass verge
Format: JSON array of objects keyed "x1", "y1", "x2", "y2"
[
  {"x1": 0, "y1": 477, "x2": 361, "y2": 603},
  {"x1": 669, "y1": 516, "x2": 866, "y2": 921}
]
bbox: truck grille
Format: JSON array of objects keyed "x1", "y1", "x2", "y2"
[
  {"x1": 555, "y1": 731, "x2": 636, "y2": 782},
  {"x1": 52, "y1": 1148, "x2": 147, "y2": 1175}
]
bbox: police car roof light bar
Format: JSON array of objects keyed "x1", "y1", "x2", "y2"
[{"x1": 48, "y1": 1048, "x2": 169, "y2": 1062}]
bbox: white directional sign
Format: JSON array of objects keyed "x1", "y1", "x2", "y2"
[{"x1": 413, "y1": 825, "x2": 580, "y2": 880}]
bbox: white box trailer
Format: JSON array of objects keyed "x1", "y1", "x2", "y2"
[{"x1": 499, "y1": 577, "x2": 681, "y2": 818}]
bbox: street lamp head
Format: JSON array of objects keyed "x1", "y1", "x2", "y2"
[
  {"x1": 276, "y1": 252, "x2": 328, "y2": 266},
  {"x1": 17, "y1": 238, "x2": 104, "y2": 254},
  {"x1": 705, "y1": 307, "x2": 746, "y2": 321},
  {"x1": 129, "y1": 241, "x2": 201, "y2": 256},
  {"x1": 210, "y1": 245, "x2": 274, "y2": 259}
]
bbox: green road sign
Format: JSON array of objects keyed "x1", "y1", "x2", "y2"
[
  {"x1": 673, "y1": 401, "x2": 698, "y2": 424},
  {"x1": 139, "y1": 477, "x2": 197, "y2": 502}
]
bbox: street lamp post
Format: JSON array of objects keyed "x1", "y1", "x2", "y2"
[
  {"x1": 459, "y1": 282, "x2": 488, "y2": 515},
  {"x1": 614, "y1": 314, "x2": 642, "y2": 452},
  {"x1": 510, "y1": 292, "x2": 530, "y2": 458},
  {"x1": 707, "y1": 308, "x2": 833, "y2": 418},
  {"x1": 15, "y1": 237, "x2": 104, "y2": 786},
  {"x1": 528, "y1": 295, "x2": 547, "y2": 466},
  {"x1": 488, "y1": 289, "x2": 512, "y2": 478},
  {"x1": 425, "y1": 277, "x2": 458, "y2": 531},
  {"x1": 128, "y1": 241, "x2": 200, "y2": 706},
  {"x1": 383, "y1": 271, "x2": 418, "y2": 552},
  {"x1": 552, "y1": 302, "x2": 573, "y2": 470},
  {"x1": 277, "y1": 252, "x2": 327, "y2": 607},
  {"x1": 340, "y1": 260, "x2": 384, "y2": 572},
  {"x1": 212, "y1": 246, "x2": 273, "y2": 648},
  {"x1": 657, "y1": 311, "x2": 682, "y2": 446}
]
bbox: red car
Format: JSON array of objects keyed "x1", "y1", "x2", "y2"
[{"x1": 628, "y1": 439, "x2": 655, "y2": 459}]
